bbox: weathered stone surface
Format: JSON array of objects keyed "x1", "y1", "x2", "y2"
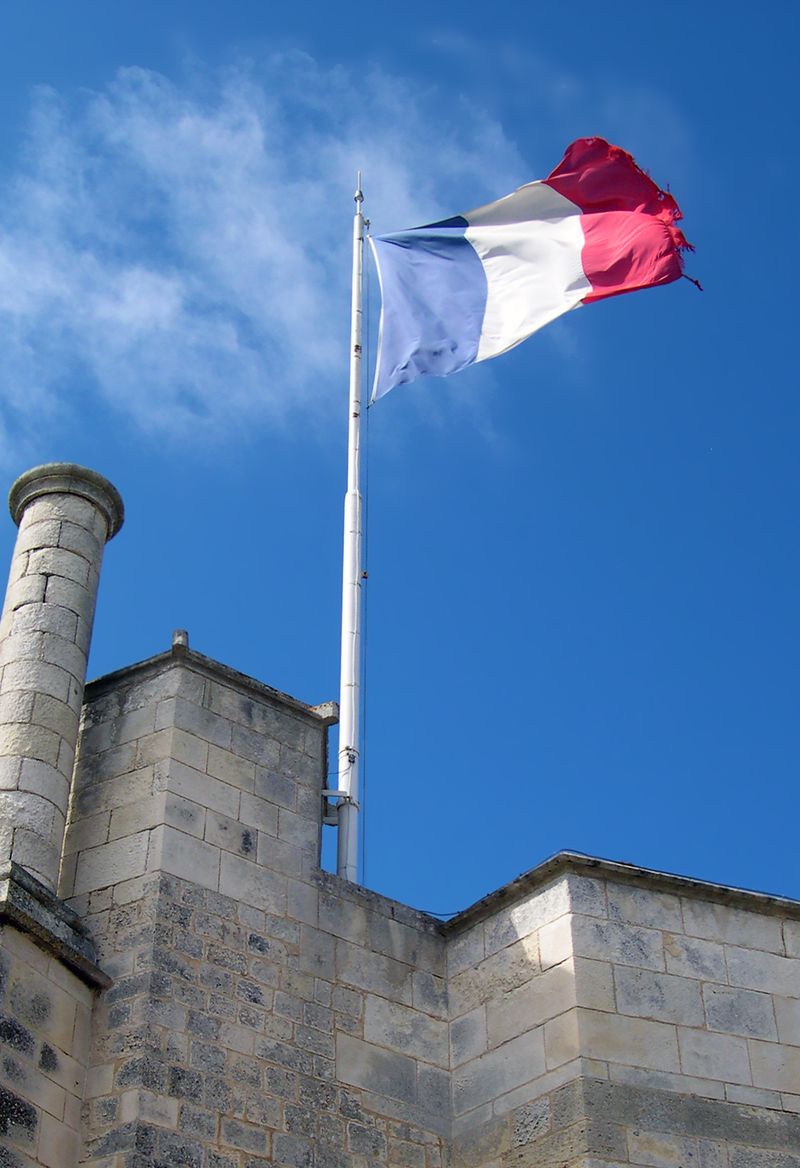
[
  {"x1": 364, "y1": 995, "x2": 448, "y2": 1066},
  {"x1": 615, "y1": 966, "x2": 704, "y2": 1026},
  {"x1": 703, "y1": 984, "x2": 778, "y2": 1040},
  {"x1": 452, "y1": 1027, "x2": 546, "y2": 1116},
  {"x1": 336, "y1": 1033, "x2": 417, "y2": 1103}
]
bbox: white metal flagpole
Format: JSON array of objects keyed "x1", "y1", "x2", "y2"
[{"x1": 336, "y1": 174, "x2": 366, "y2": 882}]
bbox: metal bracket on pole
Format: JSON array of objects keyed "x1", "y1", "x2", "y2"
[{"x1": 321, "y1": 790, "x2": 360, "y2": 826}]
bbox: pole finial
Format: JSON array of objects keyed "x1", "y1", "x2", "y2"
[{"x1": 355, "y1": 171, "x2": 363, "y2": 206}]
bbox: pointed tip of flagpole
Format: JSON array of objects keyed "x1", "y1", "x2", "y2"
[{"x1": 355, "y1": 171, "x2": 363, "y2": 206}]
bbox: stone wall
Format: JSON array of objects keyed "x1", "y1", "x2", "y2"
[
  {"x1": 63, "y1": 644, "x2": 449, "y2": 1167},
  {"x1": 0, "y1": 923, "x2": 93, "y2": 1167},
  {"x1": 447, "y1": 859, "x2": 800, "y2": 1168},
  {"x1": 2, "y1": 634, "x2": 799, "y2": 1167}
]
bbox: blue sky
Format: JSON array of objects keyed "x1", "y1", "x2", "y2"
[{"x1": 0, "y1": 2, "x2": 796, "y2": 915}]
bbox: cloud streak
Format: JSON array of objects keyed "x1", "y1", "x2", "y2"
[{"x1": 0, "y1": 56, "x2": 524, "y2": 460}]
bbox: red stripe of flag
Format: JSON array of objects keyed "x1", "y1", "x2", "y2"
[{"x1": 544, "y1": 137, "x2": 692, "y2": 303}]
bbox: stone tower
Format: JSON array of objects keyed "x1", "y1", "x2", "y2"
[{"x1": 1, "y1": 462, "x2": 799, "y2": 1168}]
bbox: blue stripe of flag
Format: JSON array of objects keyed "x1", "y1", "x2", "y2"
[{"x1": 370, "y1": 222, "x2": 488, "y2": 400}]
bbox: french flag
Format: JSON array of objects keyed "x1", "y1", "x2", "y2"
[{"x1": 370, "y1": 137, "x2": 693, "y2": 400}]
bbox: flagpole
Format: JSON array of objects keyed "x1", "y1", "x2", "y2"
[{"x1": 336, "y1": 174, "x2": 365, "y2": 882}]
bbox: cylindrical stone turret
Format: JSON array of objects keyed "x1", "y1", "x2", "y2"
[{"x1": 0, "y1": 463, "x2": 124, "y2": 891}]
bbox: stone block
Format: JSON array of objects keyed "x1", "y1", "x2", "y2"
[
  {"x1": 412, "y1": 971, "x2": 447, "y2": 1018},
  {"x1": 538, "y1": 915, "x2": 573, "y2": 970},
  {"x1": 319, "y1": 893, "x2": 368, "y2": 945},
  {"x1": 9, "y1": 829, "x2": 60, "y2": 884},
  {"x1": 487, "y1": 959, "x2": 575, "y2": 1047},
  {"x1": 206, "y1": 744, "x2": 256, "y2": 792},
  {"x1": 451, "y1": 1109, "x2": 507, "y2": 1155},
  {"x1": 663, "y1": 933, "x2": 727, "y2": 982},
  {"x1": 606, "y1": 884, "x2": 682, "y2": 932},
  {"x1": 240, "y1": 792, "x2": 279, "y2": 836},
  {"x1": 230, "y1": 723, "x2": 281, "y2": 768},
  {"x1": 724, "y1": 1083, "x2": 783, "y2": 1108},
  {"x1": 627, "y1": 1129, "x2": 700, "y2": 1168},
  {"x1": 578, "y1": 1008, "x2": 680, "y2": 1072},
  {"x1": 254, "y1": 766, "x2": 297, "y2": 810},
  {"x1": 566, "y1": 875, "x2": 608, "y2": 918},
  {"x1": 682, "y1": 898, "x2": 785, "y2": 954},
  {"x1": 73, "y1": 831, "x2": 150, "y2": 895},
  {"x1": 164, "y1": 793, "x2": 206, "y2": 839},
  {"x1": 364, "y1": 995, "x2": 448, "y2": 1066},
  {"x1": 703, "y1": 983, "x2": 778, "y2": 1040},
  {"x1": 135, "y1": 728, "x2": 173, "y2": 768},
  {"x1": 452, "y1": 1027, "x2": 546, "y2": 1115},
  {"x1": 0, "y1": 1045, "x2": 66, "y2": 1118},
  {"x1": 336, "y1": 940, "x2": 413, "y2": 1005},
  {"x1": 112, "y1": 705, "x2": 157, "y2": 746},
  {"x1": 26, "y1": 491, "x2": 103, "y2": 535},
  {"x1": 31, "y1": 694, "x2": 76, "y2": 741},
  {"x1": 295, "y1": 925, "x2": 336, "y2": 980},
  {"x1": 219, "y1": 851, "x2": 287, "y2": 915},
  {"x1": 0, "y1": 756, "x2": 20, "y2": 789},
  {"x1": 0, "y1": 791, "x2": 56, "y2": 841},
  {"x1": 417, "y1": 1063, "x2": 449, "y2": 1118},
  {"x1": 774, "y1": 995, "x2": 800, "y2": 1046},
  {"x1": 0, "y1": 690, "x2": 36, "y2": 724},
  {"x1": 12, "y1": 602, "x2": 78, "y2": 642},
  {"x1": 449, "y1": 934, "x2": 539, "y2": 1018},
  {"x1": 14, "y1": 518, "x2": 62, "y2": 555},
  {"x1": 572, "y1": 916, "x2": 664, "y2": 971},
  {"x1": 0, "y1": 629, "x2": 45, "y2": 669},
  {"x1": 4, "y1": 573, "x2": 47, "y2": 612},
  {"x1": 287, "y1": 879, "x2": 318, "y2": 927},
  {"x1": 336, "y1": 1033, "x2": 417, "y2": 1104},
  {"x1": 677, "y1": 1026, "x2": 751, "y2": 1084},
  {"x1": 168, "y1": 698, "x2": 232, "y2": 751},
  {"x1": 748, "y1": 1037, "x2": 800, "y2": 1092},
  {"x1": 40, "y1": 632, "x2": 86, "y2": 678},
  {"x1": 151, "y1": 824, "x2": 221, "y2": 891},
  {"x1": 729, "y1": 1149, "x2": 800, "y2": 1168},
  {"x1": 573, "y1": 957, "x2": 616, "y2": 1012},
  {"x1": 0, "y1": 722, "x2": 61, "y2": 769},
  {"x1": 451, "y1": 1006, "x2": 487, "y2": 1067},
  {"x1": 28, "y1": 546, "x2": 89, "y2": 586},
  {"x1": 447, "y1": 923, "x2": 485, "y2": 977},
  {"x1": 43, "y1": 575, "x2": 93, "y2": 624},
  {"x1": 171, "y1": 728, "x2": 210, "y2": 772},
  {"x1": 726, "y1": 945, "x2": 800, "y2": 997},
  {"x1": 785, "y1": 920, "x2": 800, "y2": 958},
  {"x1": 513, "y1": 1096, "x2": 551, "y2": 1146},
  {"x1": 257, "y1": 831, "x2": 303, "y2": 877},
  {"x1": 167, "y1": 760, "x2": 240, "y2": 819},
  {"x1": 544, "y1": 1008, "x2": 580, "y2": 1070},
  {"x1": 38, "y1": 1110, "x2": 79, "y2": 1167},
  {"x1": 483, "y1": 879, "x2": 570, "y2": 958},
  {"x1": 615, "y1": 967, "x2": 704, "y2": 1026},
  {"x1": 108, "y1": 797, "x2": 166, "y2": 842},
  {"x1": 369, "y1": 913, "x2": 444, "y2": 976},
  {"x1": 278, "y1": 807, "x2": 318, "y2": 850},
  {"x1": 204, "y1": 811, "x2": 257, "y2": 859},
  {"x1": 57, "y1": 518, "x2": 103, "y2": 561}
]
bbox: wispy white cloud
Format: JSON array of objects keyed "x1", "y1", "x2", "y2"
[{"x1": 0, "y1": 55, "x2": 525, "y2": 460}]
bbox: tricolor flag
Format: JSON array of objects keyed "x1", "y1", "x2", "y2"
[{"x1": 370, "y1": 137, "x2": 693, "y2": 400}]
